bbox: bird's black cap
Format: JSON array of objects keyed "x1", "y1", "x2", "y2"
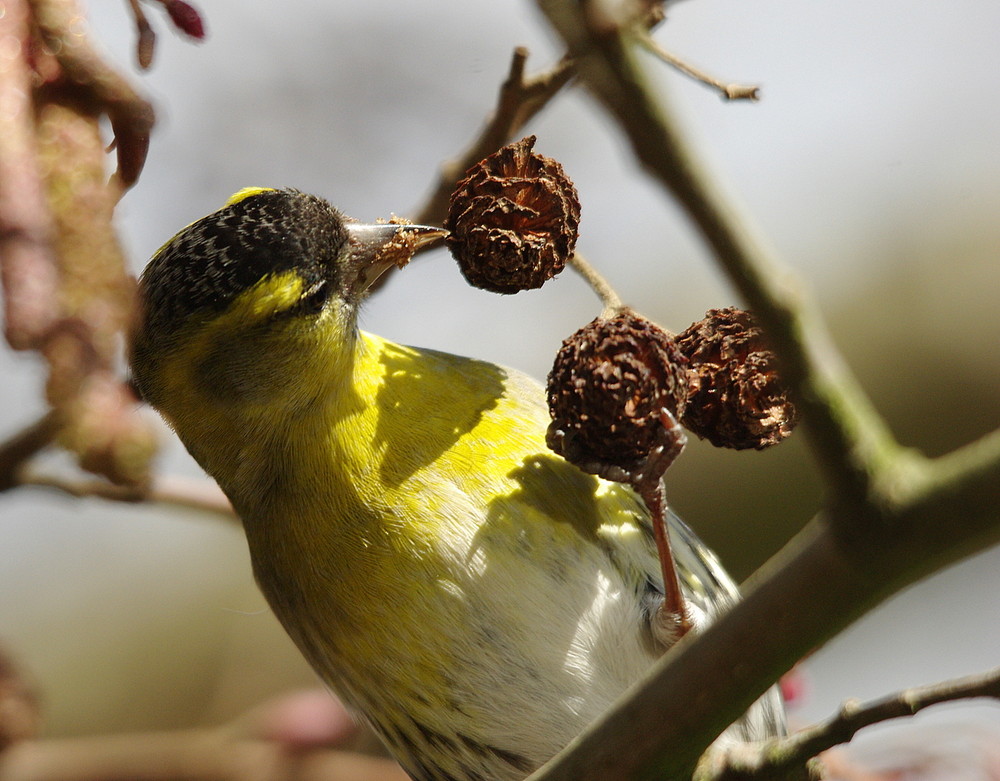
[{"x1": 138, "y1": 188, "x2": 348, "y2": 340}]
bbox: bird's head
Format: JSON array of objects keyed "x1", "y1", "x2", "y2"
[{"x1": 129, "y1": 187, "x2": 445, "y2": 435}]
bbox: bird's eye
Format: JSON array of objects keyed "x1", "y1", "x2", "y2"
[{"x1": 297, "y1": 278, "x2": 329, "y2": 315}]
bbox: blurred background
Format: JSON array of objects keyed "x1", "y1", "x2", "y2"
[{"x1": 2, "y1": 0, "x2": 999, "y2": 775}]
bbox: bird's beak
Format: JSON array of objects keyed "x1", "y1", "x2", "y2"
[{"x1": 344, "y1": 222, "x2": 448, "y2": 296}]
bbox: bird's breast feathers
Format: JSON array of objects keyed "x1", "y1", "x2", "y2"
[{"x1": 234, "y1": 332, "x2": 665, "y2": 748}]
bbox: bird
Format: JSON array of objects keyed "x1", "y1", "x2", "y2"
[{"x1": 129, "y1": 187, "x2": 785, "y2": 781}]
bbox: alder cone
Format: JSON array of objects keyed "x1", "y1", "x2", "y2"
[
  {"x1": 446, "y1": 136, "x2": 580, "y2": 294},
  {"x1": 546, "y1": 310, "x2": 688, "y2": 479},
  {"x1": 676, "y1": 307, "x2": 798, "y2": 450}
]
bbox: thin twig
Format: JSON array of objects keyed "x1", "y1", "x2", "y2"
[
  {"x1": 0, "y1": 413, "x2": 232, "y2": 517},
  {"x1": 636, "y1": 31, "x2": 760, "y2": 101},
  {"x1": 0, "y1": 413, "x2": 60, "y2": 491},
  {"x1": 567, "y1": 252, "x2": 623, "y2": 313},
  {"x1": 698, "y1": 666, "x2": 1000, "y2": 781},
  {"x1": 526, "y1": 483, "x2": 1000, "y2": 781},
  {"x1": 413, "y1": 47, "x2": 575, "y2": 226},
  {"x1": 17, "y1": 470, "x2": 236, "y2": 519}
]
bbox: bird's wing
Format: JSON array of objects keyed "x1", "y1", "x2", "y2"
[{"x1": 493, "y1": 361, "x2": 788, "y2": 742}]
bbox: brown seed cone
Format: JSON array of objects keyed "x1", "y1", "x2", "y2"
[
  {"x1": 546, "y1": 309, "x2": 689, "y2": 484},
  {"x1": 675, "y1": 307, "x2": 799, "y2": 450},
  {"x1": 445, "y1": 136, "x2": 580, "y2": 294}
]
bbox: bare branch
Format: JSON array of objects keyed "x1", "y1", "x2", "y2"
[
  {"x1": 0, "y1": 412, "x2": 232, "y2": 518},
  {"x1": 526, "y1": 3, "x2": 1000, "y2": 780},
  {"x1": 636, "y1": 32, "x2": 760, "y2": 101},
  {"x1": 17, "y1": 470, "x2": 236, "y2": 519},
  {"x1": 0, "y1": 413, "x2": 60, "y2": 492},
  {"x1": 567, "y1": 252, "x2": 624, "y2": 313},
  {"x1": 413, "y1": 47, "x2": 575, "y2": 227},
  {"x1": 698, "y1": 667, "x2": 1000, "y2": 781}
]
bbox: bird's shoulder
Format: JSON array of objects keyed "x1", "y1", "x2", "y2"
[{"x1": 353, "y1": 331, "x2": 667, "y2": 577}]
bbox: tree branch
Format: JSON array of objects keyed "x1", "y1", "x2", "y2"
[
  {"x1": 635, "y1": 31, "x2": 759, "y2": 101},
  {"x1": 0, "y1": 414, "x2": 60, "y2": 492},
  {"x1": 0, "y1": 411, "x2": 234, "y2": 517},
  {"x1": 15, "y1": 470, "x2": 236, "y2": 519},
  {"x1": 697, "y1": 666, "x2": 1000, "y2": 781},
  {"x1": 535, "y1": 0, "x2": 903, "y2": 513},
  {"x1": 413, "y1": 47, "x2": 575, "y2": 226},
  {"x1": 526, "y1": 4, "x2": 1000, "y2": 780},
  {"x1": 528, "y1": 483, "x2": 1000, "y2": 781},
  {"x1": 567, "y1": 251, "x2": 624, "y2": 313}
]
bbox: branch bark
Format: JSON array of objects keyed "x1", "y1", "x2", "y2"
[
  {"x1": 697, "y1": 666, "x2": 1000, "y2": 781},
  {"x1": 16, "y1": 471, "x2": 237, "y2": 518},
  {"x1": 413, "y1": 47, "x2": 575, "y2": 227}
]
